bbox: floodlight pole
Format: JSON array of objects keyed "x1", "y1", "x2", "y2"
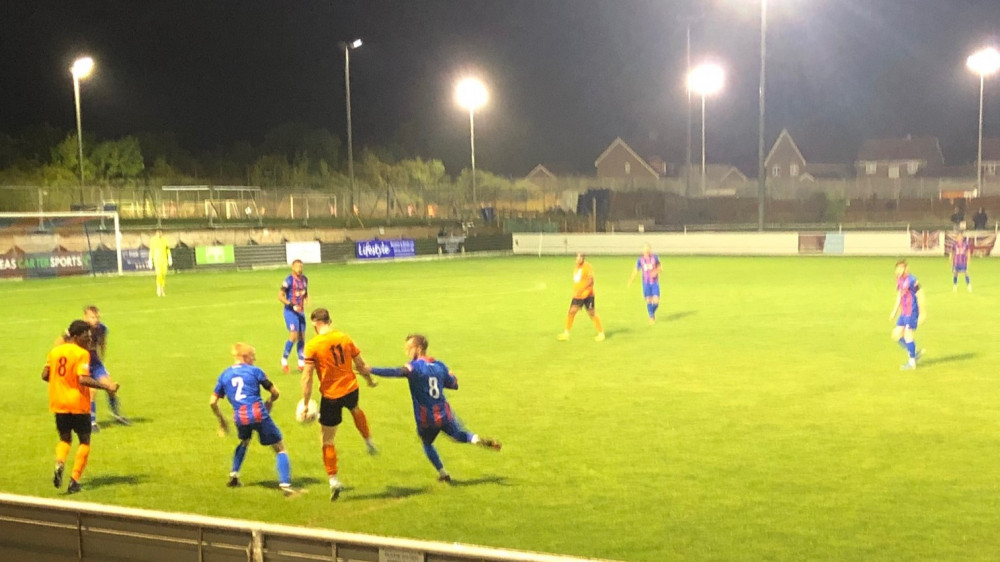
[
  {"x1": 685, "y1": 21, "x2": 693, "y2": 200},
  {"x1": 976, "y1": 73, "x2": 985, "y2": 195},
  {"x1": 73, "y1": 72, "x2": 86, "y2": 206},
  {"x1": 344, "y1": 44, "x2": 356, "y2": 224},
  {"x1": 756, "y1": 0, "x2": 768, "y2": 231},
  {"x1": 469, "y1": 108, "x2": 477, "y2": 207}
]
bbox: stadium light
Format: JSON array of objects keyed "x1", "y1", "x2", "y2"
[
  {"x1": 688, "y1": 63, "x2": 725, "y2": 196},
  {"x1": 455, "y1": 77, "x2": 488, "y2": 207},
  {"x1": 340, "y1": 39, "x2": 363, "y2": 223},
  {"x1": 967, "y1": 47, "x2": 1000, "y2": 195},
  {"x1": 71, "y1": 56, "x2": 95, "y2": 205}
]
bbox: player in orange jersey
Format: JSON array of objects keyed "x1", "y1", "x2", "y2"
[
  {"x1": 42, "y1": 320, "x2": 120, "y2": 494},
  {"x1": 558, "y1": 253, "x2": 605, "y2": 341},
  {"x1": 300, "y1": 307, "x2": 377, "y2": 500}
]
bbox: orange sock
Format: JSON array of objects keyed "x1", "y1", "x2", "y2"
[
  {"x1": 593, "y1": 316, "x2": 604, "y2": 333},
  {"x1": 351, "y1": 409, "x2": 371, "y2": 440},
  {"x1": 55, "y1": 441, "x2": 71, "y2": 464},
  {"x1": 71, "y1": 444, "x2": 90, "y2": 481},
  {"x1": 565, "y1": 314, "x2": 575, "y2": 331},
  {"x1": 322, "y1": 444, "x2": 338, "y2": 477}
]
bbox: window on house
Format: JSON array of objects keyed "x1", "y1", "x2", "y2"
[
  {"x1": 771, "y1": 165, "x2": 781, "y2": 177},
  {"x1": 789, "y1": 163, "x2": 799, "y2": 177},
  {"x1": 986, "y1": 163, "x2": 997, "y2": 176},
  {"x1": 888, "y1": 165, "x2": 900, "y2": 179},
  {"x1": 907, "y1": 161, "x2": 919, "y2": 175},
  {"x1": 865, "y1": 162, "x2": 877, "y2": 175},
  {"x1": 624, "y1": 162, "x2": 631, "y2": 175}
]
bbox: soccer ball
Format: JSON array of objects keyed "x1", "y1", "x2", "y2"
[{"x1": 295, "y1": 399, "x2": 319, "y2": 424}]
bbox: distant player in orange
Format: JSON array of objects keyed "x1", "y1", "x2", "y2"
[
  {"x1": 43, "y1": 320, "x2": 120, "y2": 494},
  {"x1": 300, "y1": 308, "x2": 377, "y2": 500},
  {"x1": 558, "y1": 253, "x2": 605, "y2": 341}
]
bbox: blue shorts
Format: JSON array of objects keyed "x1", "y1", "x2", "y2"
[
  {"x1": 417, "y1": 417, "x2": 472, "y2": 445},
  {"x1": 283, "y1": 309, "x2": 305, "y2": 333},
  {"x1": 236, "y1": 417, "x2": 283, "y2": 446},
  {"x1": 896, "y1": 314, "x2": 919, "y2": 330},
  {"x1": 642, "y1": 283, "x2": 660, "y2": 298},
  {"x1": 953, "y1": 264, "x2": 968, "y2": 273},
  {"x1": 91, "y1": 363, "x2": 109, "y2": 379}
]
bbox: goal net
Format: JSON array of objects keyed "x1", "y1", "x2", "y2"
[{"x1": 0, "y1": 211, "x2": 123, "y2": 279}]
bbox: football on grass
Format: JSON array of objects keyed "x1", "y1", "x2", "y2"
[{"x1": 295, "y1": 399, "x2": 319, "y2": 423}]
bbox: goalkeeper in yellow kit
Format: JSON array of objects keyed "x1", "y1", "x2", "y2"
[{"x1": 148, "y1": 230, "x2": 172, "y2": 297}]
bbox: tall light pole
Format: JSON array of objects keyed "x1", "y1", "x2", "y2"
[
  {"x1": 455, "y1": 77, "x2": 488, "y2": 208},
  {"x1": 341, "y1": 39, "x2": 363, "y2": 221},
  {"x1": 71, "y1": 56, "x2": 94, "y2": 206},
  {"x1": 967, "y1": 47, "x2": 1000, "y2": 195},
  {"x1": 756, "y1": 0, "x2": 768, "y2": 231},
  {"x1": 687, "y1": 64, "x2": 725, "y2": 196}
]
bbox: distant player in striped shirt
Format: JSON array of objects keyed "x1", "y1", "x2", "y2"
[
  {"x1": 890, "y1": 260, "x2": 926, "y2": 371},
  {"x1": 279, "y1": 260, "x2": 309, "y2": 372},
  {"x1": 628, "y1": 244, "x2": 662, "y2": 324},
  {"x1": 367, "y1": 334, "x2": 501, "y2": 483},
  {"x1": 950, "y1": 232, "x2": 972, "y2": 292},
  {"x1": 210, "y1": 343, "x2": 298, "y2": 496}
]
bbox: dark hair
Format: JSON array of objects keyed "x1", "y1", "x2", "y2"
[
  {"x1": 895, "y1": 259, "x2": 907, "y2": 268},
  {"x1": 83, "y1": 305, "x2": 99, "y2": 314},
  {"x1": 67, "y1": 320, "x2": 90, "y2": 338},
  {"x1": 292, "y1": 259, "x2": 303, "y2": 266},
  {"x1": 406, "y1": 334, "x2": 428, "y2": 352},
  {"x1": 310, "y1": 308, "x2": 331, "y2": 323}
]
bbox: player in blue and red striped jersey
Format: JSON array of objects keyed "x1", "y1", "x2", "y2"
[
  {"x1": 950, "y1": 232, "x2": 972, "y2": 292},
  {"x1": 210, "y1": 343, "x2": 298, "y2": 496},
  {"x1": 82, "y1": 305, "x2": 128, "y2": 430},
  {"x1": 278, "y1": 260, "x2": 309, "y2": 373},
  {"x1": 628, "y1": 244, "x2": 662, "y2": 324},
  {"x1": 366, "y1": 334, "x2": 500, "y2": 483},
  {"x1": 889, "y1": 260, "x2": 926, "y2": 371}
]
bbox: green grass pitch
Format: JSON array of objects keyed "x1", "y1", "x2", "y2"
[{"x1": 2, "y1": 255, "x2": 999, "y2": 561}]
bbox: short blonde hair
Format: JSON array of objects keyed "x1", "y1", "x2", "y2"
[{"x1": 231, "y1": 342, "x2": 255, "y2": 362}]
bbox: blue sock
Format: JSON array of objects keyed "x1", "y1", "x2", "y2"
[
  {"x1": 897, "y1": 337, "x2": 907, "y2": 350},
  {"x1": 651, "y1": 303, "x2": 659, "y2": 318},
  {"x1": 296, "y1": 339, "x2": 304, "y2": 361},
  {"x1": 90, "y1": 401, "x2": 97, "y2": 424},
  {"x1": 646, "y1": 303, "x2": 654, "y2": 318},
  {"x1": 422, "y1": 443, "x2": 444, "y2": 471},
  {"x1": 966, "y1": 275, "x2": 971, "y2": 285},
  {"x1": 276, "y1": 451, "x2": 291, "y2": 486},
  {"x1": 107, "y1": 394, "x2": 121, "y2": 417},
  {"x1": 282, "y1": 340, "x2": 294, "y2": 359},
  {"x1": 953, "y1": 275, "x2": 958, "y2": 285},
  {"x1": 232, "y1": 442, "x2": 249, "y2": 473},
  {"x1": 905, "y1": 341, "x2": 916, "y2": 359}
]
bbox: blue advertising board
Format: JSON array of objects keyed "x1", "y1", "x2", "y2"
[
  {"x1": 122, "y1": 248, "x2": 152, "y2": 271},
  {"x1": 355, "y1": 239, "x2": 416, "y2": 260}
]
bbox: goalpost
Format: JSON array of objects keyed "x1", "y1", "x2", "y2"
[{"x1": 0, "y1": 211, "x2": 123, "y2": 277}]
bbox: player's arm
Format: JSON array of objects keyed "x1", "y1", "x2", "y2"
[
  {"x1": 370, "y1": 364, "x2": 411, "y2": 378},
  {"x1": 888, "y1": 292, "x2": 901, "y2": 320},
  {"x1": 41, "y1": 365, "x2": 50, "y2": 382},
  {"x1": 352, "y1": 354, "x2": 377, "y2": 387},
  {"x1": 261, "y1": 379, "x2": 278, "y2": 411},
  {"x1": 278, "y1": 283, "x2": 291, "y2": 306},
  {"x1": 209, "y1": 393, "x2": 229, "y2": 436},
  {"x1": 915, "y1": 288, "x2": 926, "y2": 325},
  {"x1": 79, "y1": 375, "x2": 118, "y2": 394},
  {"x1": 444, "y1": 371, "x2": 459, "y2": 390}
]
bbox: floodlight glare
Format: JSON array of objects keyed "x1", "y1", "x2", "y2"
[
  {"x1": 72, "y1": 56, "x2": 95, "y2": 79},
  {"x1": 967, "y1": 47, "x2": 1000, "y2": 77},
  {"x1": 455, "y1": 78, "x2": 488, "y2": 111},
  {"x1": 687, "y1": 63, "x2": 725, "y2": 96},
  {"x1": 350, "y1": 39, "x2": 363, "y2": 49}
]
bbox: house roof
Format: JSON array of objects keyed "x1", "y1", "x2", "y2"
[
  {"x1": 594, "y1": 137, "x2": 661, "y2": 178},
  {"x1": 802, "y1": 163, "x2": 853, "y2": 179},
  {"x1": 676, "y1": 164, "x2": 747, "y2": 183},
  {"x1": 765, "y1": 129, "x2": 806, "y2": 167},
  {"x1": 526, "y1": 164, "x2": 557, "y2": 180},
  {"x1": 857, "y1": 136, "x2": 944, "y2": 163}
]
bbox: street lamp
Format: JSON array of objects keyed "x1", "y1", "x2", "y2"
[
  {"x1": 967, "y1": 46, "x2": 1000, "y2": 195},
  {"x1": 455, "y1": 77, "x2": 488, "y2": 207},
  {"x1": 687, "y1": 63, "x2": 725, "y2": 196},
  {"x1": 756, "y1": 0, "x2": 767, "y2": 231},
  {"x1": 340, "y1": 39, "x2": 363, "y2": 221},
  {"x1": 71, "y1": 56, "x2": 94, "y2": 205}
]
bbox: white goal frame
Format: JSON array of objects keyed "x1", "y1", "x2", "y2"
[{"x1": 0, "y1": 211, "x2": 123, "y2": 275}]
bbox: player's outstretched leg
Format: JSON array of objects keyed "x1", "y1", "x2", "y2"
[
  {"x1": 53, "y1": 439, "x2": 71, "y2": 488},
  {"x1": 349, "y1": 408, "x2": 377, "y2": 455},
  {"x1": 228, "y1": 440, "x2": 249, "y2": 487},
  {"x1": 68, "y1": 443, "x2": 90, "y2": 493},
  {"x1": 422, "y1": 443, "x2": 450, "y2": 482},
  {"x1": 90, "y1": 399, "x2": 99, "y2": 432}
]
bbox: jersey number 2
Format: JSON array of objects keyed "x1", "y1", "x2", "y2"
[{"x1": 231, "y1": 377, "x2": 247, "y2": 400}]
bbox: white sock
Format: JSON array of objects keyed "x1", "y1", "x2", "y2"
[
  {"x1": 329, "y1": 476, "x2": 340, "y2": 487},
  {"x1": 470, "y1": 434, "x2": 480, "y2": 445}
]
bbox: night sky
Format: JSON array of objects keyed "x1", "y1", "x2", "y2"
[{"x1": 2, "y1": 0, "x2": 999, "y2": 176}]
